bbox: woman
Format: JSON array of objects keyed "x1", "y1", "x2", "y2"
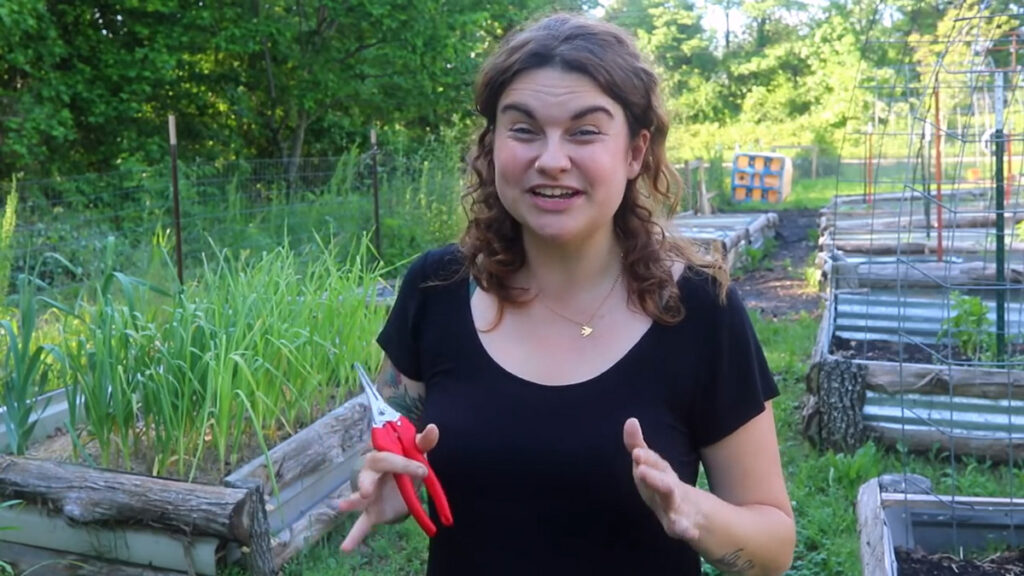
[{"x1": 338, "y1": 13, "x2": 795, "y2": 575}]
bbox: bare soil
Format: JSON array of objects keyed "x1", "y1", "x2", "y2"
[
  {"x1": 831, "y1": 335, "x2": 1024, "y2": 365},
  {"x1": 897, "y1": 547, "x2": 1024, "y2": 575},
  {"x1": 731, "y1": 208, "x2": 822, "y2": 318}
]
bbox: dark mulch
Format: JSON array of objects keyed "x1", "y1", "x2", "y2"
[
  {"x1": 897, "y1": 547, "x2": 1024, "y2": 575},
  {"x1": 731, "y1": 208, "x2": 822, "y2": 318}
]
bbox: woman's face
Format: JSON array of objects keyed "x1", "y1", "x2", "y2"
[{"x1": 492, "y1": 66, "x2": 648, "y2": 247}]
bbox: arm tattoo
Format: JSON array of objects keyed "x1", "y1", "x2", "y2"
[
  {"x1": 376, "y1": 362, "x2": 425, "y2": 428},
  {"x1": 712, "y1": 549, "x2": 755, "y2": 573}
]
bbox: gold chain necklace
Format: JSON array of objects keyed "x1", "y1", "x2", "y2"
[{"x1": 538, "y1": 271, "x2": 623, "y2": 337}]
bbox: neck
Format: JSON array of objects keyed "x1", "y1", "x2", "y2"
[{"x1": 521, "y1": 232, "x2": 622, "y2": 302}]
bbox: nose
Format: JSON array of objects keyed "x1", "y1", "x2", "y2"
[{"x1": 533, "y1": 137, "x2": 571, "y2": 174}]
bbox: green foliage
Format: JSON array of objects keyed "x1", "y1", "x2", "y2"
[
  {"x1": 63, "y1": 235, "x2": 392, "y2": 480},
  {"x1": 1, "y1": 1, "x2": 594, "y2": 179},
  {"x1": 735, "y1": 236, "x2": 778, "y2": 276},
  {"x1": 0, "y1": 275, "x2": 71, "y2": 455},
  {"x1": 938, "y1": 291, "x2": 996, "y2": 361},
  {"x1": 0, "y1": 178, "x2": 18, "y2": 304}
]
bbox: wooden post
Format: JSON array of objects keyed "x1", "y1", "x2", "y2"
[
  {"x1": 168, "y1": 115, "x2": 184, "y2": 286},
  {"x1": 371, "y1": 128, "x2": 381, "y2": 258}
]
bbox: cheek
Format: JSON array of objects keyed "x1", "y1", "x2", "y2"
[{"x1": 493, "y1": 140, "x2": 531, "y2": 177}]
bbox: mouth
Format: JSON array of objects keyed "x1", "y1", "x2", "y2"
[{"x1": 530, "y1": 186, "x2": 582, "y2": 200}]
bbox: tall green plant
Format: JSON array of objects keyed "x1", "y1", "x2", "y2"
[
  {"x1": 0, "y1": 177, "x2": 18, "y2": 305},
  {"x1": 0, "y1": 275, "x2": 70, "y2": 454}
]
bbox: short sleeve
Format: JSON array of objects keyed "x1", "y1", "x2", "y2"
[
  {"x1": 692, "y1": 284, "x2": 779, "y2": 448},
  {"x1": 376, "y1": 251, "x2": 430, "y2": 381}
]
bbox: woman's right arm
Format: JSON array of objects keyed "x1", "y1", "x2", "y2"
[
  {"x1": 337, "y1": 356, "x2": 434, "y2": 552},
  {"x1": 373, "y1": 356, "x2": 427, "y2": 428}
]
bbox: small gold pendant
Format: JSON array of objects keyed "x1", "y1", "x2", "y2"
[{"x1": 580, "y1": 325, "x2": 594, "y2": 337}]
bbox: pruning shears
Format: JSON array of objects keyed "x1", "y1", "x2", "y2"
[{"x1": 354, "y1": 362, "x2": 453, "y2": 537}]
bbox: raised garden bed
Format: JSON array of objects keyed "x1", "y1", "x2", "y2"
[
  {"x1": 671, "y1": 211, "x2": 778, "y2": 271},
  {"x1": 857, "y1": 474, "x2": 1024, "y2": 576},
  {"x1": 802, "y1": 288, "x2": 1024, "y2": 459},
  {"x1": 0, "y1": 392, "x2": 370, "y2": 575}
]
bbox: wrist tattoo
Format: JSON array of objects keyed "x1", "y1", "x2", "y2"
[{"x1": 713, "y1": 548, "x2": 754, "y2": 573}]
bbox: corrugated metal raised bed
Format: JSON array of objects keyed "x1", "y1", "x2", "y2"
[
  {"x1": 671, "y1": 212, "x2": 778, "y2": 271},
  {"x1": 802, "y1": 288, "x2": 1024, "y2": 460},
  {"x1": 857, "y1": 474, "x2": 1024, "y2": 576}
]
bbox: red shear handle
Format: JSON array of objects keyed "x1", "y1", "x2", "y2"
[
  {"x1": 370, "y1": 419, "x2": 453, "y2": 538},
  {"x1": 393, "y1": 416, "x2": 453, "y2": 527}
]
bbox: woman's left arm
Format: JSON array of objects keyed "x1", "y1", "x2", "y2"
[{"x1": 625, "y1": 402, "x2": 795, "y2": 575}]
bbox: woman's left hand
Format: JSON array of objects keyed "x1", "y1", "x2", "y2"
[{"x1": 623, "y1": 417, "x2": 702, "y2": 543}]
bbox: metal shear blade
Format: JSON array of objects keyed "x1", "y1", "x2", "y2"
[{"x1": 354, "y1": 362, "x2": 401, "y2": 426}]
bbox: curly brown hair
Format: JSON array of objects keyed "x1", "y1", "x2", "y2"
[{"x1": 458, "y1": 12, "x2": 728, "y2": 324}]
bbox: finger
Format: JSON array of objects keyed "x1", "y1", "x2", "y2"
[
  {"x1": 635, "y1": 463, "x2": 679, "y2": 497},
  {"x1": 416, "y1": 423, "x2": 440, "y2": 453},
  {"x1": 631, "y1": 446, "x2": 671, "y2": 472},
  {"x1": 339, "y1": 512, "x2": 374, "y2": 553},
  {"x1": 623, "y1": 417, "x2": 648, "y2": 453},
  {"x1": 333, "y1": 493, "x2": 368, "y2": 513},
  {"x1": 363, "y1": 450, "x2": 429, "y2": 478}
]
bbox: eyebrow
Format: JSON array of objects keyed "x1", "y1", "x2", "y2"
[{"x1": 498, "y1": 103, "x2": 615, "y2": 121}]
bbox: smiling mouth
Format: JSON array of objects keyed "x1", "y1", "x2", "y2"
[{"x1": 531, "y1": 187, "x2": 581, "y2": 199}]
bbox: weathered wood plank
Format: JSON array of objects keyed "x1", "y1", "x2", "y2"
[
  {"x1": 867, "y1": 424, "x2": 1024, "y2": 461},
  {"x1": 226, "y1": 396, "x2": 369, "y2": 498},
  {"x1": 0, "y1": 456, "x2": 257, "y2": 543},
  {"x1": 856, "y1": 478, "x2": 896, "y2": 576},
  {"x1": 858, "y1": 359, "x2": 1024, "y2": 399}
]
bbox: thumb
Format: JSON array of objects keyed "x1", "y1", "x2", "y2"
[
  {"x1": 623, "y1": 417, "x2": 648, "y2": 453},
  {"x1": 416, "y1": 423, "x2": 440, "y2": 453}
]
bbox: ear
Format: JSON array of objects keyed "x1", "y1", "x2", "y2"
[{"x1": 627, "y1": 130, "x2": 650, "y2": 179}]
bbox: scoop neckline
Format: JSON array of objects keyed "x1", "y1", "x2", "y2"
[{"x1": 461, "y1": 277, "x2": 658, "y2": 390}]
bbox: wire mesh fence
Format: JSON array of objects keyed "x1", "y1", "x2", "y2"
[
  {"x1": 0, "y1": 151, "x2": 467, "y2": 298},
  {"x1": 810, "y1": 10, "x2": 1024, "y2": 575}
]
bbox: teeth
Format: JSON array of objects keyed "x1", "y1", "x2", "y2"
[{"x1": 533, "y1": 187, "x2": 577, "y2": 198}]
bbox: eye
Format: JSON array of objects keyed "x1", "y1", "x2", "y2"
[
  {"x1": 572, "y1": 126, "x2": 602, "y2": 137},
  {"x1": 508, "y1": 124, "x2": 537, "y2": 136}
]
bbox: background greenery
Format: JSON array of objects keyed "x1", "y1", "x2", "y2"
[{"x1": 4, "y1": 0, "x2": 1018, "y2": 180}]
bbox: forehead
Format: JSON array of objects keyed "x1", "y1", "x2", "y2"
[{"x1": 497, "y1": 67, "x2": 620, "y2": 114}]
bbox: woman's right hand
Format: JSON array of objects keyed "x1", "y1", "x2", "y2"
[{"x1": 336, "y1": 423, "x2": 440, "y2": 552}]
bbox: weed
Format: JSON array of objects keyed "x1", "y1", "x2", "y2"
[{"x1": 736, "y1": 236, "x2": 778, "y2": 276}]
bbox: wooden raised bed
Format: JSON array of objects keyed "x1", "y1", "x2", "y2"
[
  {"x1": 0, "y1": 393, "x2": 370, "y2": 575},
  {"x1": 857, "y1": 475, "x2": 1024, "y2": 576}
]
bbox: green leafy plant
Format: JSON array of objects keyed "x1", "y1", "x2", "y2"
[
  {"x1": 0, "y1": 275, "x2": 71, "y2": 454},
  {"x1": 736, "y1": 236, "x2": 778, "y2": 276},
  {"x1": 938, "y1": 291, "x2": 996, "y2": 361}
]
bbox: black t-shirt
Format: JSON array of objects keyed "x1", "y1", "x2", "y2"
[{"x1": 377, "y1": 244, "x2": 778, "y2": 576}]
